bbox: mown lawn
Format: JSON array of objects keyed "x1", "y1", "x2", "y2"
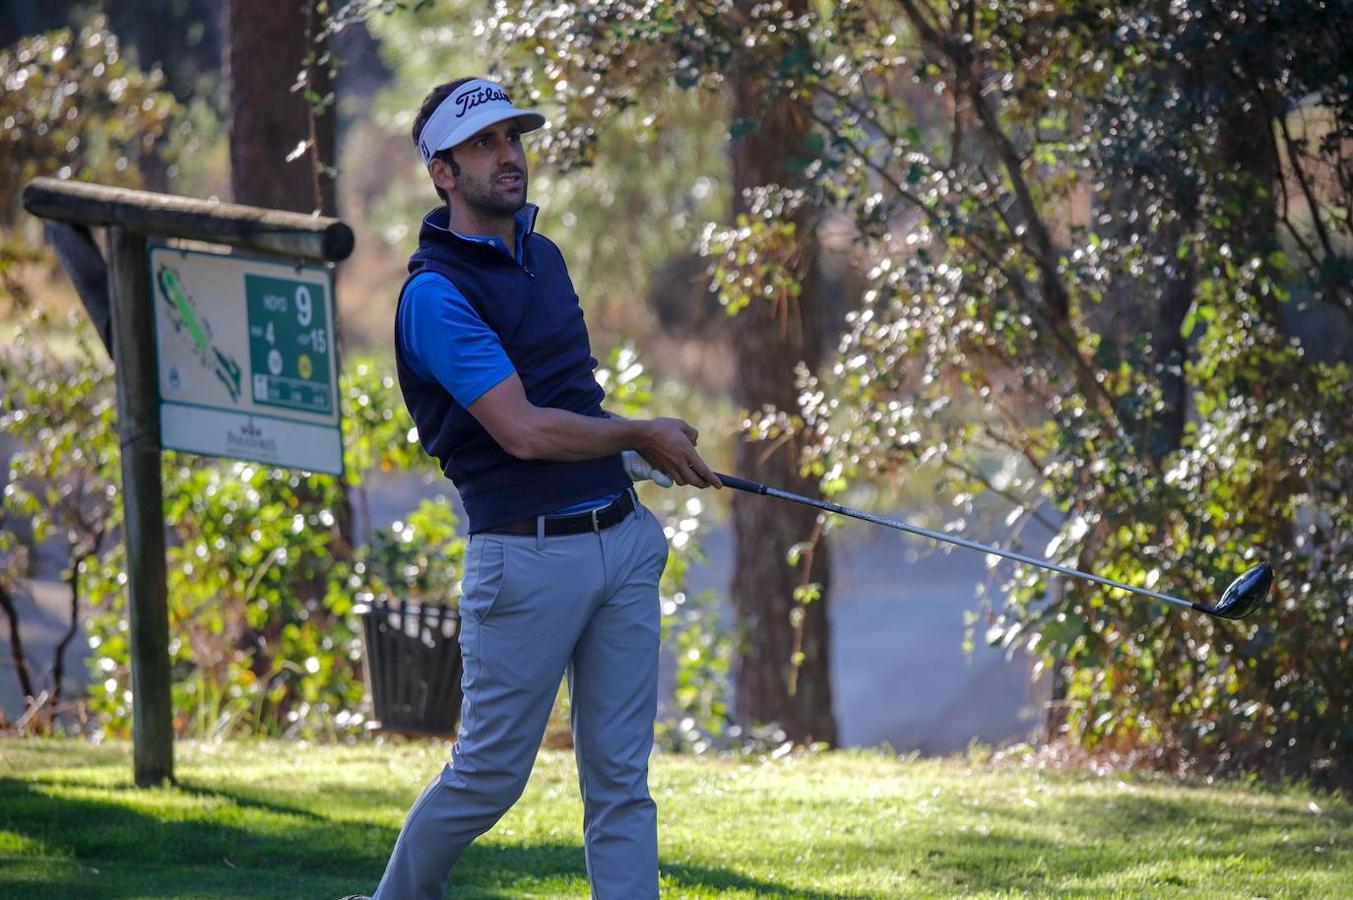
[{"x1": 0, "y1": 739, "x2": 1347, "y2": 898}]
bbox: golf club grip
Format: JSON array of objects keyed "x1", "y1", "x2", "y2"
[{"x1": 713, "y1": 472, "x2": 767, "y2": 494}]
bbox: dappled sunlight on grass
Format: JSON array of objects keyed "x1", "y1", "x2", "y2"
[{"x1": 0, "y1": 740, "x2": 1347, "y2": 898}]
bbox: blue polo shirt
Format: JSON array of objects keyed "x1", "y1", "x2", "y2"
[
  {"x1": 397, "y1": 217, "x2": 619, "y2": 516},
  {"x1": 398, "y1": 270, "x2": 516, "y2": 407}
]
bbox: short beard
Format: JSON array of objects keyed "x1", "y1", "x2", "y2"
[{"x1": 460, "y1": 167, "x2": 528, "y2": 219}]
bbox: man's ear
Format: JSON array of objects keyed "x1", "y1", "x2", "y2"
[{"x1": 429, "y1": 157, "x2": 456, "y2": 195}]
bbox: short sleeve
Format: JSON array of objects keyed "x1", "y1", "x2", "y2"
[{"x1": 397, "y1": 272, "x2": 516, "y2": 407}]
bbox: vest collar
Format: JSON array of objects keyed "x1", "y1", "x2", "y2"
[{"x1": 419, "y1": 204, "x2": 540, "y2": 264}]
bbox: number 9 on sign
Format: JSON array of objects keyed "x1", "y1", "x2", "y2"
[{"x1": 296, "y1": 285, "x2": 313, "y2": 327}]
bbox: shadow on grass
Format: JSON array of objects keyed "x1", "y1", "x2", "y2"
[
  {"x1": 889, "y1": 787, "x2": 1351, "y2": 896},
  {"x1": 0, "y1": 774, "x2": 393, "y2": 898},
  {"x1": 175, "y1": 781, "x2": 333, "y2": 822},
  {"x1": 0, "y1": 776, "x2": 847, "y2": 899}
]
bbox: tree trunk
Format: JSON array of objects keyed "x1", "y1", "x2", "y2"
[
  {"x1": 726, "y1": 35, "x2": 837, "y2": 745},
  {"x1": 1194, "y1": 0, "x2": 1283, "y2": 322},
  {"x1": 225, "y1": 0, "x2": 335, "y2": 215},
  {"x1": 224, "y1": 0, "x2": 351, "y2": 703},
  {"x1": 104, "y1": 0, "x2": 224, "y2": 106},
  {"x1": 1146, "y1": 248, "x2": 1195, "y2": 458}
]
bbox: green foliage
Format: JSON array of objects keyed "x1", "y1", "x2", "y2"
[
  {"x1": 477, "y1": 0, "x2": 1353, "y2": 784},
  {"x1": 1, "y1": 315, "x2": 119, "y2": 555},
  {"x1": 0, "y1": 311, "x2": 119, "y2": 716},
  {"x1": 0, "y1": 19, "x2": 187, "y2": 317},
  {"x1": 1, "y1": 322, "x2": 727, "y2": 742},
  {"x1": 0, "y1": 319, "x2": 427, "y2": 738},
  {"x1": 0, "y1": 18, "x2": 184, "y2": 225},
  {"x1": 806, "y1": 1, "x2": 1353, "y2": 786},
  {"x1": 653, "y1": 485, "x2": 735, "y2": 755},
  {"x1": 363, "y1": 2, "x2": 729, "y2": 329},
  {"x1": 699, "y1": 211, "x2": 802, "y2": 317},
  {"x1": 355, "y1": 496, "x2": 465, "y2": 608},
  {"x1": 595, "y1": 344, "x2": 734, "y2": 748},
  {"x1": 78, "y1": 355, "x2": 423, "y2": 739}
]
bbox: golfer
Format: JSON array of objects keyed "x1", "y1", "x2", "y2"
[{"x1": 361, "y1": 78, "x2": 721, "y2": 900}]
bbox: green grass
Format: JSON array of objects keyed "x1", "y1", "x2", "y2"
[{"x1": 0, "y1": 740, "x2": 1348, "y2": 898}]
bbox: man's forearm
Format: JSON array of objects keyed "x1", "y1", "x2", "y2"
[
  {"x1": 465, "y1": 372, "x2": 717, "y2": 486},
  {"x1": 510, "y1": 405, "x2": 647, "y2": 462}
]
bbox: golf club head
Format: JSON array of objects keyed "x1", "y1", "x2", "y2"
[{"x1": 1205, "y1": 562, "x2": 1274, "y2": 620}]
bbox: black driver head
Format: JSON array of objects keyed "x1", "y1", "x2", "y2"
[{"x1": 1206, "y1": 562, "x2": 1274, "y2": 620}]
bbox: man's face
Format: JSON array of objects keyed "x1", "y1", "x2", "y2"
[{"x1": 441, "y1": 119, "x2": 529, "y2": 218}]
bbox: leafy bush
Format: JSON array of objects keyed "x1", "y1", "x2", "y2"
[
  {"x1": 476, "y1": 0, "x2": 1353, "y2": 785},
  {"x1": 0, "y1": 17, "x2": 183, "y2": 221},
  {"x1": 2, "y1": 325, "x2": 728, "y2": 741},
  {"x1": 1, "y1": 19, "x2": 187, "y2": 312},
  {"x1": 76, "y1": 354, "x2": 430, "y2": 740},
  {"x1": 1, "y1": 325, "x2": 439, "y2": 738},
  {"x1": 0, "y1": 312, "x2": 119, "y2": 722},
  {"x1": 596, "y1": 345, "x2": 735, "y2": 748},
  {"x1": 795, "y1": 3, "x2": 1352, "y2": 786},
  {"x1": 355, "y1": 495, "x2": 466, "y2": 610}
]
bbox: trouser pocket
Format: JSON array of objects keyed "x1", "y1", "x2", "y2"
[{"x1": 459, "y1": 534, "x2": 506, "y2": 622}]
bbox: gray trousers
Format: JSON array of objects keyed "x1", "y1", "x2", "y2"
[{"x1": 372, "y1": 499, "x2": 668, "y2": 899}]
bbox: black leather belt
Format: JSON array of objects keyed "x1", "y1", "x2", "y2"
[{"x1": 484, "y1": 490, "x2": 635, "y2": 537}]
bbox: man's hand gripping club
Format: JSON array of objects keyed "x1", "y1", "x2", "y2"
[
  {"x1": 625, "y1": 418, "x2": 718, "y2": 488},
  {"x1": 467, "y1": 373, "x2": 722, "y2": 489}
]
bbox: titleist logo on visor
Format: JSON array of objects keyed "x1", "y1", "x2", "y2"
[
  {"x1": 418, "y1": 79, "x2": 545, "y2": 165},
  {"x1": 454, "y1": 85, "x2": 511, "y2": 118}
]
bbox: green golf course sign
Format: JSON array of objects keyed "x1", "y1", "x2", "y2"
[
  {"x1": 245, "y1": 273, "x2": 334, "y2": 415},
  {"x1": 150, "y1": 246, "x2": 343, "y2": 474}
]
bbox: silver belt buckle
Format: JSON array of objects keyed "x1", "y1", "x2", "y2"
[{"x1": 590, "y1": 506, "x2": 602, "y2": 532}]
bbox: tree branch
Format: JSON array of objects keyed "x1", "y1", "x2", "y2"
[
  {"x1": 943, "y1": 455, "x2": 1059, "y2": 533},
  {"x1": 0, "y1": 582, "x2": 36, "y2": 703},
  {"x1": 895, "y1": 0, "x2": 1121, "y2": 422},
  {"x1": 1277, "y1": 111, "x2": 1338, "y2": 265}
]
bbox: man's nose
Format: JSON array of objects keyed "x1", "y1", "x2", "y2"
[{"x1": 497, "y1": 140, "x2": 525, "y2": 167}]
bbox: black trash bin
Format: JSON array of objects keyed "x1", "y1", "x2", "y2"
[{"x1": 356, "y1": 599, "x2": 463, "y2": 737}]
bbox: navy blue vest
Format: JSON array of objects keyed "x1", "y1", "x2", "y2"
[{"x1": 394, "y1": 206, "x2": 629, "y2": 533}]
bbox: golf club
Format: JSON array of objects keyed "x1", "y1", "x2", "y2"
[{"x1": 714, "y1": 473, "x2": 1272, "y2": 621}]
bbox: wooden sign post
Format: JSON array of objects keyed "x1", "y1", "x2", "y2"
[{"x1": 22, "y1": 178, "x2": 353, "y2": 786}]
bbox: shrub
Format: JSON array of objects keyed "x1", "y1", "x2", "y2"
[{"x1": 2, "y1": 329, "x2": 728, "y2": 741}]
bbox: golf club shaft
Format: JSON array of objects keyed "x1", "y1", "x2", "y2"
[{"x1": 714, "y1": 473, "x2": 1196, "y2": 613}]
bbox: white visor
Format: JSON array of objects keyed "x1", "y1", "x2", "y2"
[{"x1": 417, "y1": 79, "x2": 546, "y2": 167}]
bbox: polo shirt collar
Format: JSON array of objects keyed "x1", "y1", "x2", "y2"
[{"x1": 422, "y1": 204, "x2": 539, "y2": 264}]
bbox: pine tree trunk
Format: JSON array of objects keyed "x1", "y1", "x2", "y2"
[
  {"x1": 223, "y1": 0, "x2": 342, "y2": 540},
  {"x1": 223, "y1": 0, "x2": 350, "y2": 692},
  {"x1": 225, "y1": 0, "x2": 335, "y2": 215},
  {"x1": 726, "y1": 35, "x2": 838, "y2": 746}
]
